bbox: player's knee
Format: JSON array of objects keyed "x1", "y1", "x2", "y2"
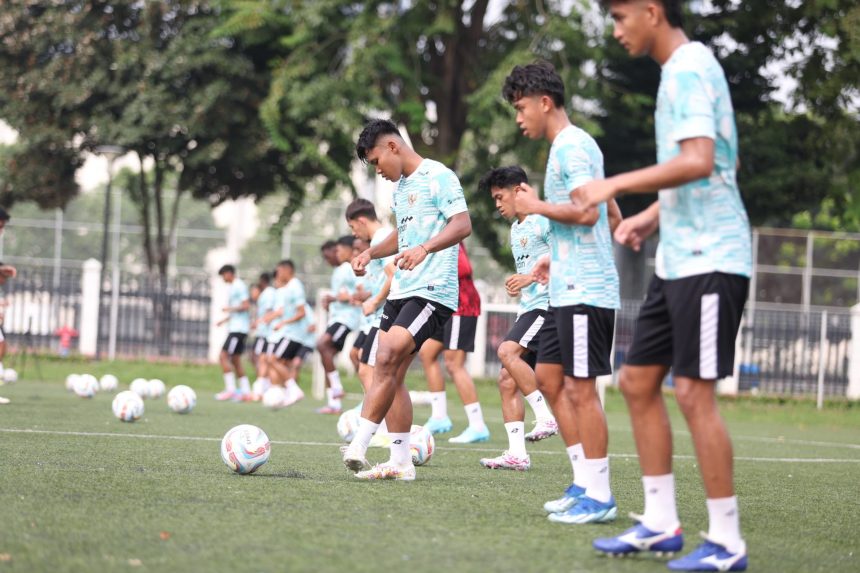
[
  {"x1": 673, "y1": 381, "x2": 710, "y2": 416},
  {"x1": 619, "y1": 368, "x2": 646, "y2": 402},
  {"x1": 497, "y1": 341, "x2": 520, "y2": 366},
  {"x1": 567, "y1": 380, "x2": 596, "y2": 409},
  {"x1": 374, "y1": 345, "x2": 400, "y2": 372},
  {"x1": 442, "y1": 355, "x2": 461, "y2": 376}
]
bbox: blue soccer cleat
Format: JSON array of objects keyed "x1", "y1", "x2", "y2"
[
  {"x1": 547, "y1": 495, "x2": 617, "y2": 524},
  {"x1": 448, "y1": 425, "x2": 490, "y2": 443},
  {"x1": 593, "y1": 519, "x2": 684, "y2": 557},
  {"x1": 424, "y1": 416, "x2": 453, "y2": 435},
  {"x1": 543, "y1": 483, "x2": 586, "y2": 514},
  {"x1": 667, "y1": 535, "x2": 747, "y2": 571}
]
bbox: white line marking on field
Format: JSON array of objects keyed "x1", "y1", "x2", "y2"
[{"x1": 2, "y1": 428, "x2": 858, "y2": 464}]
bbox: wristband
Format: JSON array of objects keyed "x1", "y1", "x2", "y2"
[{"x1": 420, "y1": 244, "x2": 429, "y2": 255}]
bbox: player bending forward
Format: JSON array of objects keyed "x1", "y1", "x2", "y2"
[{"x1": 342, "y1": 119, "x2": 471, "y2": 481}]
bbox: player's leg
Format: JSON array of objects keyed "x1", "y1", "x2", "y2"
[
  {"x1": 419, "y1": 336, "x2": 452, "y2": 433},
  {"x1": 445, "y1": 348, "x2": 489, "y2": 443},
  {"x1": 251, "y1": 341, "x2": 270, "y2": 400},
  {"x1": 320, "y1": 324, "x2": 349, "y2": 401},
  {"x1": 498, "y1": 339, "x2": 557, "y2": 441},
  {"x1": 349, "y1": 343, "x2": 361, "y2": 374},
  {"x1": 479, "y1": 368, "x2": 530, "y2": 470},
  {"x1": 216, "y1": 335, "x2": 238, "y2": 400},
  {"x1": 230, "y1": 337, "x2": 251, "y2": 400}
]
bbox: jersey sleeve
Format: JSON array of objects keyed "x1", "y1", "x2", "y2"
[
  {"x1": 294, "y1": 281, "x2": 307, "y2": 308},
  {"x1": 668, "y1": 69, "x2": 716, "y2": 143},
  {"x1": 538, "y1": 215, "x2": 552, "y2": 245},
  {"x1": 558, "y1": 143, "x2": 596, "y2": 191},
  {"x1": 431, "y1": 169, "x2": 468, "y2": 220}
]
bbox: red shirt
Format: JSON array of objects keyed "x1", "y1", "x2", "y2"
[
  {"x1": 456, "y1": 243, "x2": 481, "y2": 317},
  {"x1": 55, "y1": 326, "x2": 78, "y2": 348}
]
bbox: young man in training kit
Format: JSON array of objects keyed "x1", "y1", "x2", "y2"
[
  {"x1": 342, "y1": 119, "x2": 471, "y2": 480},
  {"x1": 250, "y1": 272, "x2": 276, "y2": 399},
  {"x1": 477, "y1": 166, "x2": 559, "y2": 471},
  {"x1": 505, "y1": 61, "x2": 623, "y2": 523},
  {"x1": 215, "y1": 264, "x2": 252, "y2": 401},
  {"x1": 317, "y1": 236, "x2": 362, "y2": 414},
  {"x1": 0, "y1": 207, "x2": 14, "y2": 405},
  {"x1": 583, "y1": 2, "x2": 751, "y2": 570}
]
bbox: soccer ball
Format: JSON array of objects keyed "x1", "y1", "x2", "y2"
[
  {"x1": 262, "y1": 386, "x2": 286, "y2": 409},
  {"x1": 99, "y1": 374, "x2": 119, "y2": 392},
  {"x1": 147, "y1": 379, "x2": 166, "y2": 399},
  {"x1": 130, "y1": 378, "x2": 149, "y2": 398},
  {"x1": 220, "y1": 424, "x2": 271, "y2": 474},
  {"x1": 65, "y1": 373, "x2": 80, "y2": 392},
  {"x1": 3, "y1": 368, "x2": 18, "y2": 383},
  {"x1": 112, "y1": 390, "x2": 144, "y2": 422},
  {"x1": 409, "y1": 424, "x2": 435, "y2": 466},
  {"x1": 167, "y1": 385, "x2": 197, "y2": 414},
  {"x1": 73, "y1": 374, "x2": 99, "y2": 398},
  {"x1": 336, "y1": 408, "x2": 360, "y2": 442},
  {"x1": 251, "y1": 379, "x2": 266, "y2": 398}
]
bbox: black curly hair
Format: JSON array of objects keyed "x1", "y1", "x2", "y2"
[
  {"x1": 502, "y1": 61, "x2": 565, "y2": 108},
  {"x1": 356, "y1": 119, "x2": 401, "y2": 162},
  {"x1": 478, "y1": 166, "x2": 529, "y2": 194},
  {"x1": 599, "y1": 0, "x2": 684, "y2": 28}
]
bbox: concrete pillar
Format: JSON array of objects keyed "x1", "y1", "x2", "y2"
[
  {"x1": 848, "y1": 304, "x2": 860, "y2": 400},
  {"x1": 208, "y1": 276, "x2": 229, "y2": 363},
  {"x1": 311, "y1": 289, "x2": 330, "y2": 400},
  {"x1": 78, "y1": 258, "x2": 102, "y2": 357},
  {"x1": 468, "y1": 289, "x2": 488, "y2": 379}
]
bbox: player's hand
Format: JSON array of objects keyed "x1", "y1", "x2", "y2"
[
  {"x1": 614, "y1": 209, "x2": 659, "y2": 252},
  {"x1": 216, "y1": 318, "x2": 228, "y2": 327},
  {"x1": 514, "y1": 182, "x2": 542, "y2": 216},
  {"x1": 577, "y1": 178, "x2": 617, "y2": 209},
  {"x1": 352, "y1": 249, "x2": 372, "y2": 276},
  {"x1": 505, "y1": 274, "x2": 533, "y2": 297},
  {"x1": 394, "y1": 245, "x2": 428, "y2": 271},
  {"x1": 531, "y1": 254, "x2": 551, "y2": 286},
  {"x1": 321, "y1": 294, "x2": 333, "y2": 311},
  {"x1": 0, "y1": 265, "x2": 16, "y2": 278},
  {"x1": 362, "y1": 299, "x2": 375, "y2": 316}
]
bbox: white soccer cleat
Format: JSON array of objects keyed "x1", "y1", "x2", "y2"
[
  {"x1": 479, "y1": 451, "x2": 531, "y2": 471},
  {"x1": 0, "y1": 396, "x2": 9, "y2": 405},
  {"x1": 354, "y1": 461, "x2": 416, "y2": 481},
  {"x1": 525, "y1": 418, "x2": 559, "y2": 442},
  {"x1": 281, "y1": 387, "x2": 305, "y2": 408},
  {"x1": 342, "y1": 443, "x2": 370, "y2": 473}
]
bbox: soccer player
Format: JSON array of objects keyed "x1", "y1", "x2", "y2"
[
  {"x1": 504, "y1": 61, "x2": 622, "y2": 523},
  {"x1": 418, "y1": 243, "x2": 490, "y2": 443},
  {"x1": 342, "y1": 119, "x2": 471, "y2": 480},
  {"x1": 250, "y1": 272, "x2": 276, "y2": 400},
  {"x1": 215, "y1": 264, "x2": 252, "y2": 401},
  {"x1": 584, "y1": 2, "x2": 751, "y2": 569},
  {"x1": 349, "y1": 236, "x2": 372, "y2": 374},
  {"x1": 477, "y1": 166, "x2": 559, "y2": 471},
  {"x1": 290, "y1": 301, "x2": 317, "y2": 384},
  {"x1": 317, "y1": 235, "x2": 362, "y2": 414},
  {"x1": 268, "y1": 259, "x2": 308, "y2": 406},
  {"x1": 0, "y1": 207, "x2": 13, "y2": 405}
]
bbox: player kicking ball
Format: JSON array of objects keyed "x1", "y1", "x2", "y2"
[
  {"x1": 477, "y1": 166, "x2": 559, "y2": 471},
  {"x1": 504, "y1": 61, "x2": 623, "y2": 523},
  {"x1": 342, "y1": 119, "x2": 471, "y2": 481},
  {"x1": 583, "y1": 1, "x2": 751, "y2": 570}
]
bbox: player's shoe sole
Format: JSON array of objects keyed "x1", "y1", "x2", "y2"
[
  {"x1": 354, "y1": 463, "x2": 416, "y2": 481},
  {"x1": 593, "y1": 518, "x2": 684, "y2": 558}
]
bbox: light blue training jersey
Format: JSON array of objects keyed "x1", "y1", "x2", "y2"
[
  {"x1": 227, "y1": 278, "x2": 251, "y2": 333},
  {"x1": 544, "y1": 125, "x2": 620, "y2": 310},
  {"x1": 254, "y1": 285, "x2": 277, "y2": 339},
  {"x1": 390, "y1": 158, "x2": 468, "y2": 311},
  {"x1": 510, "y1": 214, "x2": 551, "y2": 317},
  {"x1": 268, "y1": 278, "x2": 306, "y2": 342},
  {"x1": 655, "y1": 42, "x2": 752, "y2": 280},
  {"x1": 328, "y1": 262, "x2": 361, "y2": 330},
  {"x1": 298, "y1": 303, "x2": 316, "y2": 348},
  {"x1": 367, "y1": 226, "x2": 395, "y2": 328}
]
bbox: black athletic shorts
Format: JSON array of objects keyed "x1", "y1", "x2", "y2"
[
  {"x1": 325, "y1": 322, "x2": 352, "y2": 352},
  {"x1": 222, "y1": 333, "x2": 247, "y2": 356},
  {"x1": 273, "y1": 338, "x2": 304, "y2": 361},
  {"x1": 380, "y1": 297, "x2": 455, "y2": 353},
  {"x1": 502, "y1": 309, "x2": 548, "y2": 371},
  {"x1": 297, "y1": 345, "x2": 314, "y2": 361},
  {"x1": 626, "y1": 272, "x2": 749, "y2": 380},
  {"x1": 353, "y1": 331, "x2": 367, "y2": 351},
  {"x1": 430, "y1": 315, "x2": 478, "y2": 352},
  {"x1": 536, "y1": 305, "x2": 615, "y2": 378},
  {"x1": 253, "y1": 337, "x2": 269, "y2": 355},
  {"x1": 360, "y1": 327, "x2": 380, "y2": 366}
]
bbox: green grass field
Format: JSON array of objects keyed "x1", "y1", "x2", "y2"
[{"x1": 0, "y1": 356, "x2": 858, "y2": 572}]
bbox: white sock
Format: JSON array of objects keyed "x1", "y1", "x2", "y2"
[
  {"x1": 285, "y1": 379, "x2": 301, "y2": 398},
  {"x1": 378, "y1": 418, "x2": 389, "y2": 436},
  {"x1": 388, "y1": 432, "x2": 412, "y2": 465},
  {"x1": 260, "y1": 377, "x2": 271, "y2": 393},
  {"x1": 223, "y1": 372, "x2": 236, "y2": 392},
  {"x1": 707, "y1": 496, "x2": 744, "y2": 554},
  {"x1": 464, "y1": 402, "x2": 485, "y2": 430},
  {"x1": 430, "y1": 391, "x2": 447, "y2": 419},
  {"x1": 326, "y1": 388, "x2": 342, "y2": 409},
  {"x1": 350, "y1": 418, "x2": 380, "y2": 456},
  {"x1": 505, "y1": 422, "x2": 527, "y2": 458},
  {"x1": 524, "y1": 390, "x2": 553, "y2": 421},
  {"x1": 238, "y1": 376, "x2": 251, "y2": 394},
  {"x1": 583, "y1": 457, "x2": 612, "y2": 503},
  {"x1": 567, "y1": 443, "x2": 587, "y2": 488},
  {"x1": 326, "y1": 370, "x2": 343, "y2": 393},
  {"x1": 641, "y1": 474, "x2": 680, "y2": 532}
]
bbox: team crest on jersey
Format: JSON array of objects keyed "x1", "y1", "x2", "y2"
[
  {"x1": 408, "y1": 193, "x2": 417, "y2": 206},
  {"x1": 520, "y1": 236, "x2": 528, "y2": 248}
]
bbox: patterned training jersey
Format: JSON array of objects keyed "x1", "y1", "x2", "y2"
[
  {"x1": 298, "y1": 303, "x2": 316, "y2": 348},
  {"x1": 328, "y1": 262, "x2": 361, "y2": 330},
  {"x1": 455, "y1": 243, "x2": 481, "y2": 317},
  {"x1": 655, "y1": 42, "x2": 752, "y2": 279},
  {"x1": 389, "y1": 158, "x2": 468, "y2": 311},
  {"x1": 367, "y1": 226, "x2": 395, "y2": 328},
  {"x1": 510, "y1": 214, "x2": 551, "y2": 316},
  {"x1": 544, "y1": 125, "x2": 620, "y2": 310},
  {"x1": 267, "y1": 285, "x2": 290, "y2": 343},
  {"x1": 254, "y1": 285, "x2": 277, "y2": 339},
  {"x1": 227, "y1": 278, "x2": 251, "y2": 333}
]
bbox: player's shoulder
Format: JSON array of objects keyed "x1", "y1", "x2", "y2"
[
  {"x1": 421, "y1": 158, "x2": 460, "y2": 185},
  {"x1": 665, "y1": 42, "x2": 719, "y2": 75}
]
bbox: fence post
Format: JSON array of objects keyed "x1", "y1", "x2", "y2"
[
  {"x1": 78, "y1": 258, "x2": 101, "y2": 357},
  {"x1": 817, "y1": 311, "x2": 828, "y2": 410},
  {"x1": 311, "y1": 289, "x2": 330, "y2": 400},
  {"x1": 469, "y1": 290, "x2": 488, "y2": 380},
  {"x1": 848, "y1": 304, "x2": 860, "y2": 400}
]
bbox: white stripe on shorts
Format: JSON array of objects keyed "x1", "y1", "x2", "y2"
[
  {"x1": 449, "y1": 316, "x2": 461, "y2": 350},
  {"x1": 227, "y1": 336, "x2": 239, "y2": 355},
  {"x1": 700, "y1": 293, "x2": 719, "y2": 379},
  {"x1": 368, "y1": 332, "x2": 380, "y2": 367},
  {"x1": 518, "y1": 316, "x2": 545, "y2": 348},
  {"x1": 407, "y1": 302, "x2": 436, "y2": 337},
  {"x1": 333, "y1": 325, "x2": 347, "y2": 343},
  {"x1": 572, "y1": 315, "x2": 588, "y2": 378},
  {"x1": 275, "y1": 338, "x2": 290, "y2": 357}
]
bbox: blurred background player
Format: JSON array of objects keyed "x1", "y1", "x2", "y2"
[
  {"x1": 0, "y1": 207, "x2": 14, "y2": 405},
  {"x1": 342, "y1": 119, "x2": 471, "y2": 480},
  {"x1": 505, "y1": 61, "x2": 622, "y2": 524},
  {"x1": 215, "y1": 264, "x2": 252, "y2": 401},
  {"x1": 290, "y1": 301, "x2": 317, "y2": 386},
  {"x1": 585, "y1": 2, "x2": 751, "y2": 569},
  {"x1": 419, "y1": 242, "x2": 489, "y2": 444},
  {"x1": 250, "y1": 272, "x2": 276, "y2": 400},
  {"x1": 268, "y1": 259, "x2": 307, "y2": 407},
  {"x1": 349, "y1": 236, "x2": 372, "y2": 374},
  {"x1": 478, "y1": 166, "x2": 559, "y2": 471},
  {"x1": 317, "y1": 235, "x2": 362, "y2": 414}
]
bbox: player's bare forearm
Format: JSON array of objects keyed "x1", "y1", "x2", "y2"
[
  {"x1": 370, "y1": 230, "x2": 399, "y2": 259},
  {"x1": 281, "y1": 306, "x2": 306, "y2": 325},
  {"x1": 423, "y1": 211, "x2": 471, "y2": 253},
  {"x1": 611, "y1": 138, "x2": 715, "y2": 195},
  {"x1": 608, "y1": 199, "x2": 623, "y2": 233},
  {"x1": 539, "y1": 198, "x2": 598, "y2": 226}
]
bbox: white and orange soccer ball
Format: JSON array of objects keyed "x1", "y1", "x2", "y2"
[
  {"x1": 73, "y1": 374, "x2": 99, "y2": 398},
  {"x1": 112, "y1": 390, "x2": 144, "y2": 422},
  {"x1": 167, "y1": 385, "x2": 197, "y2": 414},
  {"x1": 130, "y1": 378, "x2": 149, "y2": 398},
  {"x1": 3, "y1": 368, "x2": 18, "y2": 383},
  {"x1": 262, "y1": 386, "x2": 287, "y2": 409},
  {"x1": 147, "y1": 379, "x2": 166, "y2": 399},
  {"x1": 99, "y1": 374, "x2": 119, "y2": 392},
  {"x1": 336, "y1": 408, "x2": 360, "y2": 442},
  {"x1": 65, "y1": 373, "x2": 80, "y2": 392},
  {"x1": 220, "y1": 424, "x2": 271, "y2": 475},
  {"x1": 409, "y1": 424, "x2": 435, "y2": 466}
]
